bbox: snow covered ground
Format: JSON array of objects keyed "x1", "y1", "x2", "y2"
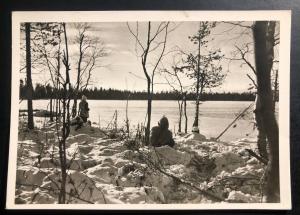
[{"x1": 15, "y1": 118, "x2": 265, "y2": 204}]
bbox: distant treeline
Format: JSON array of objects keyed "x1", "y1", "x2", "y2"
[{"x1": 20, "y1": 83, "x2": 256, "y2": 101}]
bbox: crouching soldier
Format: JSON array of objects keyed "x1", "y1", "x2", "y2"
[{"x1": 150, "y1": 116, "x2": 175, "y2": 147}]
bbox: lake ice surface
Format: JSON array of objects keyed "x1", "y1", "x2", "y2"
[{"x1": 19, "y1": 100, "x2": 278, "y2": 142}]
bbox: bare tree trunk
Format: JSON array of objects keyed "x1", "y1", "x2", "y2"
[
  {"x1": 71, "y1": 68, "x2": 80, "y2": 118},
  {"x1": 55, "y1": 89, "x2": 59, "y2": 122},
  {"x1": 56, "y1": 38, "x2": 61, "y2": 122},
  {"x1": 72, "y1": 33, "x2": 84, "y2": 118},
  {"x1": 192, "y1": 23, "x2": 201, "y2": 133},
  {"x1": 72, "y1": 99, "x2": 78, "y2": 118},
  {"x1": 49, "y1": 97, "x2": 53, "y2": 122},
  {"x1": 114, "y1": 110, "x2": 118, "y2": 132},
  {"x1": 127, "y1": 21, "x2": 169, "y2": 144},
  {"x1": 58, "y1": 23, "x2": 71, "y2": 204},
  {"x1": 253, "y1": 21, "x2": 279, "y2": 203},
  {"x1": 193, "y1": 94, "x2": 200, "y2": 132},
  {"x1": 125, "y1": 94, "x2": 130, "y2": 135},
  {"x1": 273, "y1": 69, "x2": 279, "y2": 111},
  {"x1": 145, "y1": 80, "x2": 152, "y2": 144},
  {"x1": 25, "y1": 23, "x2": 34, "y2": 130},
  {"x1": 183, "y1": 95, "x2": 188, "y2": 133},
  {"x1": 177, "y1": 99, "x2": 183, "y2": 133},
  {"x1": 71, "y1": 72, "x2": 80, "y2": 118},
  {"x1": 58, "y1": 99, "x2": 67, "y2": 204},
  {"x1": 52, "y1": 97, "x2": 55, "y2": 118},
  {"x1": 254, "y1": 94, "x2": 268, "y2": 159},
  {"x1": 143, "y1": 22, "x2": 152, "y2": 145},
  {"x1": 58, "y1": 98, "x2": 61, "y2": 120}
]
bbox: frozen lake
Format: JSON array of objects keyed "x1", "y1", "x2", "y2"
[{"x1": 19, "y1": 100, "x2": 276, "y2": 142}]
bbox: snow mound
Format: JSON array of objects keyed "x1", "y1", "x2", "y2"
[
  {"x1": 16, "y1": 166, "x2": 48, "y2": 186},
  {"x1": 16, "y1": 120, "x2": 264, "y2": 204},
  {"x1": 149, "y1": 146, "x2": 193, "y2": 165},
  {"x1": 41, "y1": 171, "x2": 107, "y2": 204},
  {"x1": 86, "y1": 164, "x2": 118, "y2": 184},
  {"x1": 212, "y1": 152, "x2": 245, "y2": 176},
  {"x1": 182, "y1": 133, "x2": 206, "y2": 145},
  {"x1": 227, "y1": 191, "x2": 260, "y2": 203}
]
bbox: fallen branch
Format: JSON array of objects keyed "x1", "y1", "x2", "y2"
[
  {"x1": 135, "y1": 147, "x2": 225, "y2": 202},
  {"x1": 215, "y1": 102, "x2": 254, "y2": 140},
  {"x1": 246, "y1": 149, "x2": 268, "y2": 165}
]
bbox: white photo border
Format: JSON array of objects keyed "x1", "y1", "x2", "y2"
[{"x1": 7, "y1": 10, "x2": 292, "y2": 210}]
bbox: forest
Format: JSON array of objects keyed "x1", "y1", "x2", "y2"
[{"x1": 20, "y1": 83, "x2": 257, "y2": 101}]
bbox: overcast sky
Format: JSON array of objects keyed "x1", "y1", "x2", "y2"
[{"x1": 21, "y1": 21, "x2": 275, "y2": 93}]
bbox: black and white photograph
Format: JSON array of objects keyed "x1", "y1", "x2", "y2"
[{"x1": 6, "y1": 11, "x2": 291, "y2": 209}]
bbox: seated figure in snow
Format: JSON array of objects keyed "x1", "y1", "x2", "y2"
[{"x1": 150, "y1": 116, "x2": 175, "y2": 147}]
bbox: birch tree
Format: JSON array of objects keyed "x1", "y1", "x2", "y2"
[
  {"x1": 161, "y1": 55, "x2": 190, "y2": 133},
  {"x1": 225, "y1": 21, "x2": 279, "y2": 159},
  {"x1": 58, "y1": 23, "x2": 71, "y2": 204},
  {"x1": 71, "y1": 23, "x2": 107, "y2": 118},
  {"x1": 127, "y1": 22, "x2": 171, "y2": 144},
  {"x1": 30, "y1": 23, "x2": 64, "y2": 121},
  {"x1": 25, "y1": 23, "x2": 34, "y2": 129},
  {"x1": 253, "y1": 21, "x2": 279, "y2": 203}
]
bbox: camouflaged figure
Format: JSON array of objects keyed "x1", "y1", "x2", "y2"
[
  {"x1": 78, "y1": 95, "x2": 90, "y2": 123},
  {"x1": 150, "y1": 116, "x2": 175, "y2": 147}
]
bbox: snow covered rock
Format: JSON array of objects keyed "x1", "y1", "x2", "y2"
[
  {"x1": 144, "y1": 186, "x2": 165, "y2": 203},
  {"x1": 30, "y1": 190, "x2": 56, "y2": 204},
  {"x1": 15, "y1": 189, "x2": 56, "y2": 204},
  {"x1": 192, "y1": 133, "x2": 207, "y2": 141},
  {"x1": 104, "y1": 187, "x2": 149, "y2": 204},
  {"x1": 212, "y1": 152, "x2": 245, "y2": 176},
  {"x1": 117, "y1": 150, "x2": 136, "y2": 160},
  {"x1": 36, "y1": 157, "x2": 59, "y2": 168},
  {"x1": 16, "y1": 120, "x2": 263, "y2": 204},
  {"x1": 144, "y1": 171, "x2": 173, "y2": 195},
  {"x1": 81, "y1": 159, "x2": 98, "y2": 169},
  {"x1": 67, "y1": 159, "x2": 83, "y2": 171},
  {"x1": 16, "y1": 166, "x2": 48, "y2": 186},
  {"x1": 246, "y1": 157, "x2": 259, "y2": 165},
  {"x1": 184, "y1": 133, "x2": 206, "y2": 145},
  {"x1": 85, "y1": 164, "x2": 118, "y2": 184},
  {"x1": 99, "y1": 148, "x2": 120, "y2": 156},
  {"x1": 149, "y1": 146, "x2": 193, "y2": 165},
  {"x1": 114, "y1": 158, "x2": 130, "y2": 168},
  {"x1": 41, "y1": 171, "x2": 107, "y2": 203},
  {"x1": 67, "y1": 171, "x2": 107, "y2": 203},
  {"x1": 117, "y1": 163, "x2": 135, "y2": 177},
  {"x1": 78, "y1": 144, "x2": 93, "y2": 154},
  {"x1": 115, "y1": 165, "x2": 147, "y2": 188},
  {"x1": 226, "y1": 191, "x2": 260, "y2": 203},
  {"x1": 66, "y1": 134, "x2": 92, "y2": 145}
]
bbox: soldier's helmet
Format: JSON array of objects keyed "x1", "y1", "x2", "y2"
[
  {"x1": 82, "y1": 95, "x2": 87, "y2": 101},
  {"x1": 158, "y1": 116, "x2": 169, "y2": 130}
]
